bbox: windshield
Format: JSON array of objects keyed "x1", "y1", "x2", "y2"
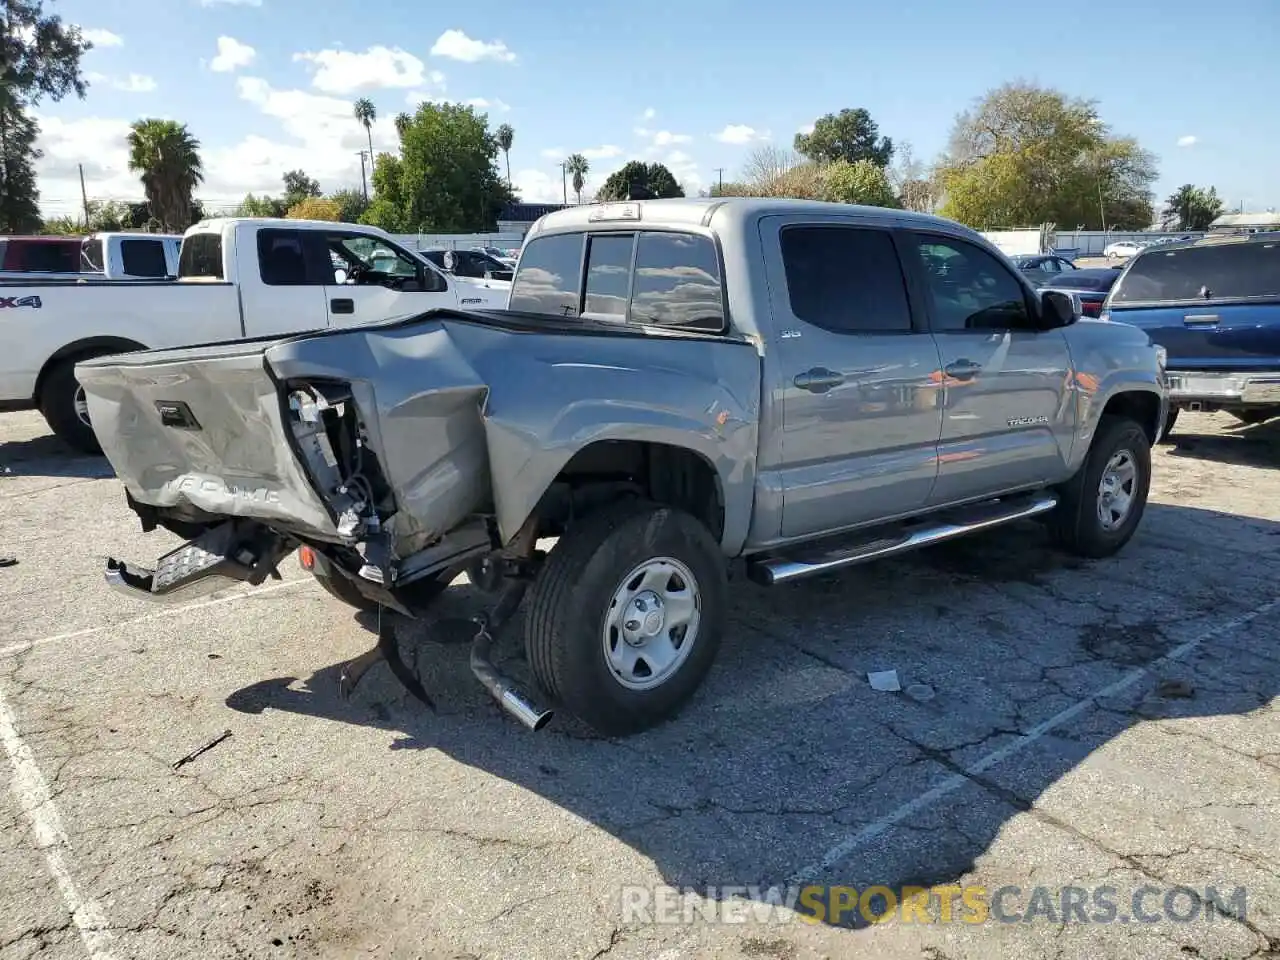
[{"x1": 1111, "y1": 240, "x2": 1280, "y2": 304}]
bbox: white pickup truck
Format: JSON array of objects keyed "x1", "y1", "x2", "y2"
[
  {"x1": 0, "y1": 232, "x2": 182, "y2": 282},
  {"x1": 0, "y1": 217, "x2": 509, "y2": 452}
]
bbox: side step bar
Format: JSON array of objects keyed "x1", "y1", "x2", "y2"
[
  {"x1": 106, "y1": 521, "x2": 288, "y2": 603},
  {"x1": 747, "y1": 493, "x2": 1059, "y2": 586}
]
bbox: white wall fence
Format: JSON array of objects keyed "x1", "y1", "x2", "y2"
[
  {"x1": 982, "y1": 227, "x2": 1208, "y2": 257},
  {"x1": 389, "y1": 233, "x2": 523, "y2": 252}
]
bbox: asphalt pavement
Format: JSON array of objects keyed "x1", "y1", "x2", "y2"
[{"x1": 1, "y1": 409, "x2": 1277, "y2": 960}]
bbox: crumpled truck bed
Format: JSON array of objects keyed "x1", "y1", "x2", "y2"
[{"x1": 76, "y1": 309, "x2": 762, "y2": 560}]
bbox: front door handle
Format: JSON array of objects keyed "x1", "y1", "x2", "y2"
[
  {"x1": 944, "y1": 359, "x2": 982, "y2": 381},
  {"x1": 330, "y1": 298, "x2": 355, "y2": 315},
  {"x1": 793, "y1": 368, "x2": 845, "y2": 393},
  {"x1": 1183, "y1": 314, "x2": 1220, "y2": 325}
]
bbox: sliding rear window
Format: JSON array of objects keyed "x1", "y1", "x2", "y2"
[{"x1": 1111, "y1": 240, "x2": 1280, "y2": 304}]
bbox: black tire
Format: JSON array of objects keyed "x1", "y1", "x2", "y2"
[
  {"x1": 38, "y1": 360, "x2": 100, "y2": 454},
  {"x1": 1159, "y1": 407, "x2": 1178, "y2": 442},
  {"x1": 1229, "y1": 408, "x2": 1278, "y2": 426},
  {"x1": 1049, "y1": 415, "x2": 1151, "y2": 559},
  {"x1": 524, "y1": 501, "x2": 727, "y2": 736}
]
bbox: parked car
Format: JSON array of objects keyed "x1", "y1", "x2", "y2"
[
  {"x1": 80, "y1": 198, "x2": 1166, "y2": 736},
  {"x1": 1101, "y1": 233, "x2": 1280, "y2": 435},
  {"x1": 476, "y1": 244, "x2": 519, "y2": 267},
  {"x1": 1010, "y1": 253, "x2": 1079, "y2": 285},
  {"x1": 1104, "y1": 240, "x2": 1145, "y2": 260},
  {"x1": 0, "y1": 232, "x2": 180, "y2": 282},
  {"x1": 422, "y1": 248, "x2": 514, "y2": 282},
  {"x1": 0, "y1": 218, "x2": 508, "y2": 453},
  {"x1": 1035, "y1": 268, "x2": 1122, "y2": 318}
]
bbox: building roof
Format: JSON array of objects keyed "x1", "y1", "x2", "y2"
[
  {"x1": 1209, "y1": 212, "x2": 1280, "y2": 228},
  {"x1": 498, "y1": 202, "x2": 570, "y2": 223}
]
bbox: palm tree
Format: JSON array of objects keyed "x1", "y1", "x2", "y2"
[
  {"x1": 566, "y1": 153, "x2": 590, "y2": 205},
  {"x1": 394, "y1": 112, "x2": 411, "y2": 139},
  {"x1": 495, "y1": 123, "x2": 514, "y2": 188},
  {"x1": 353, "y1": 98, "x2": 377, "y2": 198},
  {"x1": 126, "y1": 119, "x2": 204, "y2": 232}
]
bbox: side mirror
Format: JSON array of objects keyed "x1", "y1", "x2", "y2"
[{"x1": 1041, "y1": 290, "x2": 1077, "y2": 328}]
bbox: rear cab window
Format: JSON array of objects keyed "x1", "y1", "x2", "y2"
[
  {"x1": 120, "y1": 238, "x2": 170, "y2": 278},
  {"x1": 179, "y1": 232, "x2": 225, "y2": 280},
  {"x1": 509, "y1": 230, "x2": 726, "y2": 332},
  {"x1": 1111, "y1": 240, "x2": 1280, "y2": 305}
]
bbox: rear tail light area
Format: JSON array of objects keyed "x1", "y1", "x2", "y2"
[{"x1": 1081, "y1": 300, "x2": 1103, "y2": 318}]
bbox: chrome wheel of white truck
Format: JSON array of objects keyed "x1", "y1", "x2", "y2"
[
  {"x1": 524, "y1": 501, "x2": 726, "y2": 736},
  {"x1": 39, "y1": 360, "x2": 101, "y2": 455}
]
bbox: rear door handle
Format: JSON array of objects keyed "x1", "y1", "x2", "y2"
[
  {"x1": 793, "y1": 368, "x2": 845, "y2": 393},
  {"x1": 1183, "y1": 314, "x2": 1220, "y2": 325},
  {"x1": 944, "y1": 359, "x2": 982, "y2": 380},
  {"x1": 330, "y1": 298, "x2": 354, "y2": 315}
]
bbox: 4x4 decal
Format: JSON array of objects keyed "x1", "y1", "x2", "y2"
[{"x1": 0, "y1": 295, "x2": 42, "y2": 309}]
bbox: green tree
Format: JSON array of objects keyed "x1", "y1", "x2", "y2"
[
  {"x1": 794, "y1": 108, "x2": 894, "y2": 168},
  {"x1": 328, "y1": 187, "x2": 368, "y2": 223},
  {"x1": 597, "y1": 161, "x2": 684, "y2": 201},
  {"x1": 565, "y1": 152, "x2": 589, "y2": 204},
  {"x1": 394, "y1": 112, "x2": 411, "y2": 138},
  {"x1": 286, "y1": 197, "x2": 341, "y2": 221},
  {"x1": 127, "y1": 118, "x2": 204, "y2": 232},
  {"x1": 85, "y1": 199, "x2": 131, "y2": 231},
  {"x1": 821, "y1": 159, "x2": 899, "y2": 207},
  {"x1": 937, "y1": 82, "x2": 1157, "y2": 230},
  {"x1": 0, "y1": 0, "x2": 91, "y2": 232},
  {"x1": 235, "y1": 193, "x2": 286, "y2": 218},
  {"x1": 495, "y1": 123, "x2": 514, "y2": 187},
  {"x1": 1163, "y1": 184, "x2": 1224, "y2": 231},
  {"x1": 353, "y1": 97, "x2": 376, "y2": 198},
  {"x1": 281, "y1": 169, "x2": 321, "y2": 209},
  {"x1": 358, "y1": 102, "x2": 513, "y2": 232}
]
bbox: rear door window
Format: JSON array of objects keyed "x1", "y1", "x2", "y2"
[
  {"x1": 780, "y1": 225, "x2": 913, "y2": 333},
  {"x1": 1111, "y1": 241, "x2": 1280, "y2": 303},
  {"x1": 509, "y1": 232, "x2": 584, "y2": 317},
  {"x1": 120, "y1": 238, "x2": 170, "y2": 277}
]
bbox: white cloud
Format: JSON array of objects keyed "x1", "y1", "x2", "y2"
[
  {"x1": 581, "y1": 144, "x2": 623, "y2": 160},
  {"x1": 199, "y1": 0, "x2": 261, "y2": 6},
  {"x1": 641, "y1": 107, "x2": 656, "y2": 121},
  {"x1": 34, "y1": 115, "x2": 138, "y2": 214},
  {"x1": 652, "y1": 130, "x2": 692, "y2": 147},
  {"x1": 114, "y1": 73, "x2": 156, "y2": 93},
  {"x1": 465, "y1": 97, "x2": 511, "y2": 113},
  {"x1": 1177, "y1": 135, "x2": 1198, "y2": 147},
  {"x1": 210, "y1": 36, "x2": 255, "y2": 73},
  {"x1": 430, "y1": 29, "x2": 516, "y2": 63},
  {"x1": 798, "y1": 121, "x2": 815, "y2": 136},
  {"x1": 513, "y1": 168, "x2": 566, "y2": 204},
  {"x1": 714, "y1": 124, "x2": 767, "y2": 145},
  {"x1": 540, "y1": 147, "x2": 565, "y2": 160},
  {"x1": 81, "y1": 28, "x2": 123, "y2": 47},
  {"x1": 664, "y1": 151, "x2": 701, "y2": 193},
  {"x1": 293, "y1": 46, "x2": 435, "y2": 94}
]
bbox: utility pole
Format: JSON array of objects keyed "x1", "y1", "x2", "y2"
[
  {"x1": 78, "y1": 163, "x2": 90, "y2": 227},
  {"x1": 559, "y1": 161, "x2": 568, "y2": 205},
  {"x1": 713, "y1": 167, "x2": 724, "y2": 195},
  {"x1": 357, "y1": 151, "x2": 369, "y2": 202}
]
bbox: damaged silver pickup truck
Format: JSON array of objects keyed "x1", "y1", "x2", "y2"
[{"x1": 78, "y1": 198, "x2": 1168, "y2": 736}]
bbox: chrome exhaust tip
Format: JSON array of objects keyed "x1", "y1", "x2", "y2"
[{"x1": 469, "y1": 616, "x2": 554, "y2": 732}]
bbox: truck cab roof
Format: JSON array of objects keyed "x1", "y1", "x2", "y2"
[
  {"x1": 186, "y1": 217, "x2": 395, "y2": 239},
  {"x1": 526, "y1": 197, "x2": 981, "y2": 241}
]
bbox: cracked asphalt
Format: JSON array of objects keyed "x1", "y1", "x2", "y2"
[{"x1": 1, "y1": 409, "x2": 1278, "y2": 960}]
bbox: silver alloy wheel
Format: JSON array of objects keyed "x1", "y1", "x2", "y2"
[
  {"x1": 73, "y1": 385, "x2": 91, "y2": 427},
  {"x1": 603, "y1": 556, "x2": 701, "y2": 692},
  {"x1": 1097, "y1": 449, "x2": 1137, "y2": 531}
]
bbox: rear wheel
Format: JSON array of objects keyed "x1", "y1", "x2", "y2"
[
  {"x1": 1049, "y1": 415, "x2": 1151, "y2": 558},
  {"x1": 523, "y1": 501, "x2": 727, "y2": 736},
  {"x1": 1159, "y1": 407, "x2": 1179, "y2": 442},
  {"x1": 38, "y1": 360, "x2": 100, "y2": 454}
]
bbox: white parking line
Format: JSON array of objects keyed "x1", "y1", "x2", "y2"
[
  {"x1": 0, "y1": 577, "x2": 312, "y2": 660},
  {"x1": 0, "y1": 688, "x2": 119, "y2": 959},
  {"x1": 787, "y1": 595, "x2": 1280, "y2": 883}
]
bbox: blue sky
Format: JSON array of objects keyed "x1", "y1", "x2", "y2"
[{"x1": 33, "y1": 0, "x2": 1279, "y2": 218}]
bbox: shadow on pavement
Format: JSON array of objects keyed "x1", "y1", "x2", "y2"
[
  {"x1": 225, "y1": 502, "x2": 1280, "y2": 931},
  {"x1": 1166, "y1": 418, "x2": 1280, "y2": 469},
  {"x1": 0, "y1": 433, "x2": 112, "y2": 480}
]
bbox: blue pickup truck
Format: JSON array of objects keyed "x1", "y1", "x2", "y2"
[{"x1": 1101, "y1": 233, "x2": 1280, "y2": 435}]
